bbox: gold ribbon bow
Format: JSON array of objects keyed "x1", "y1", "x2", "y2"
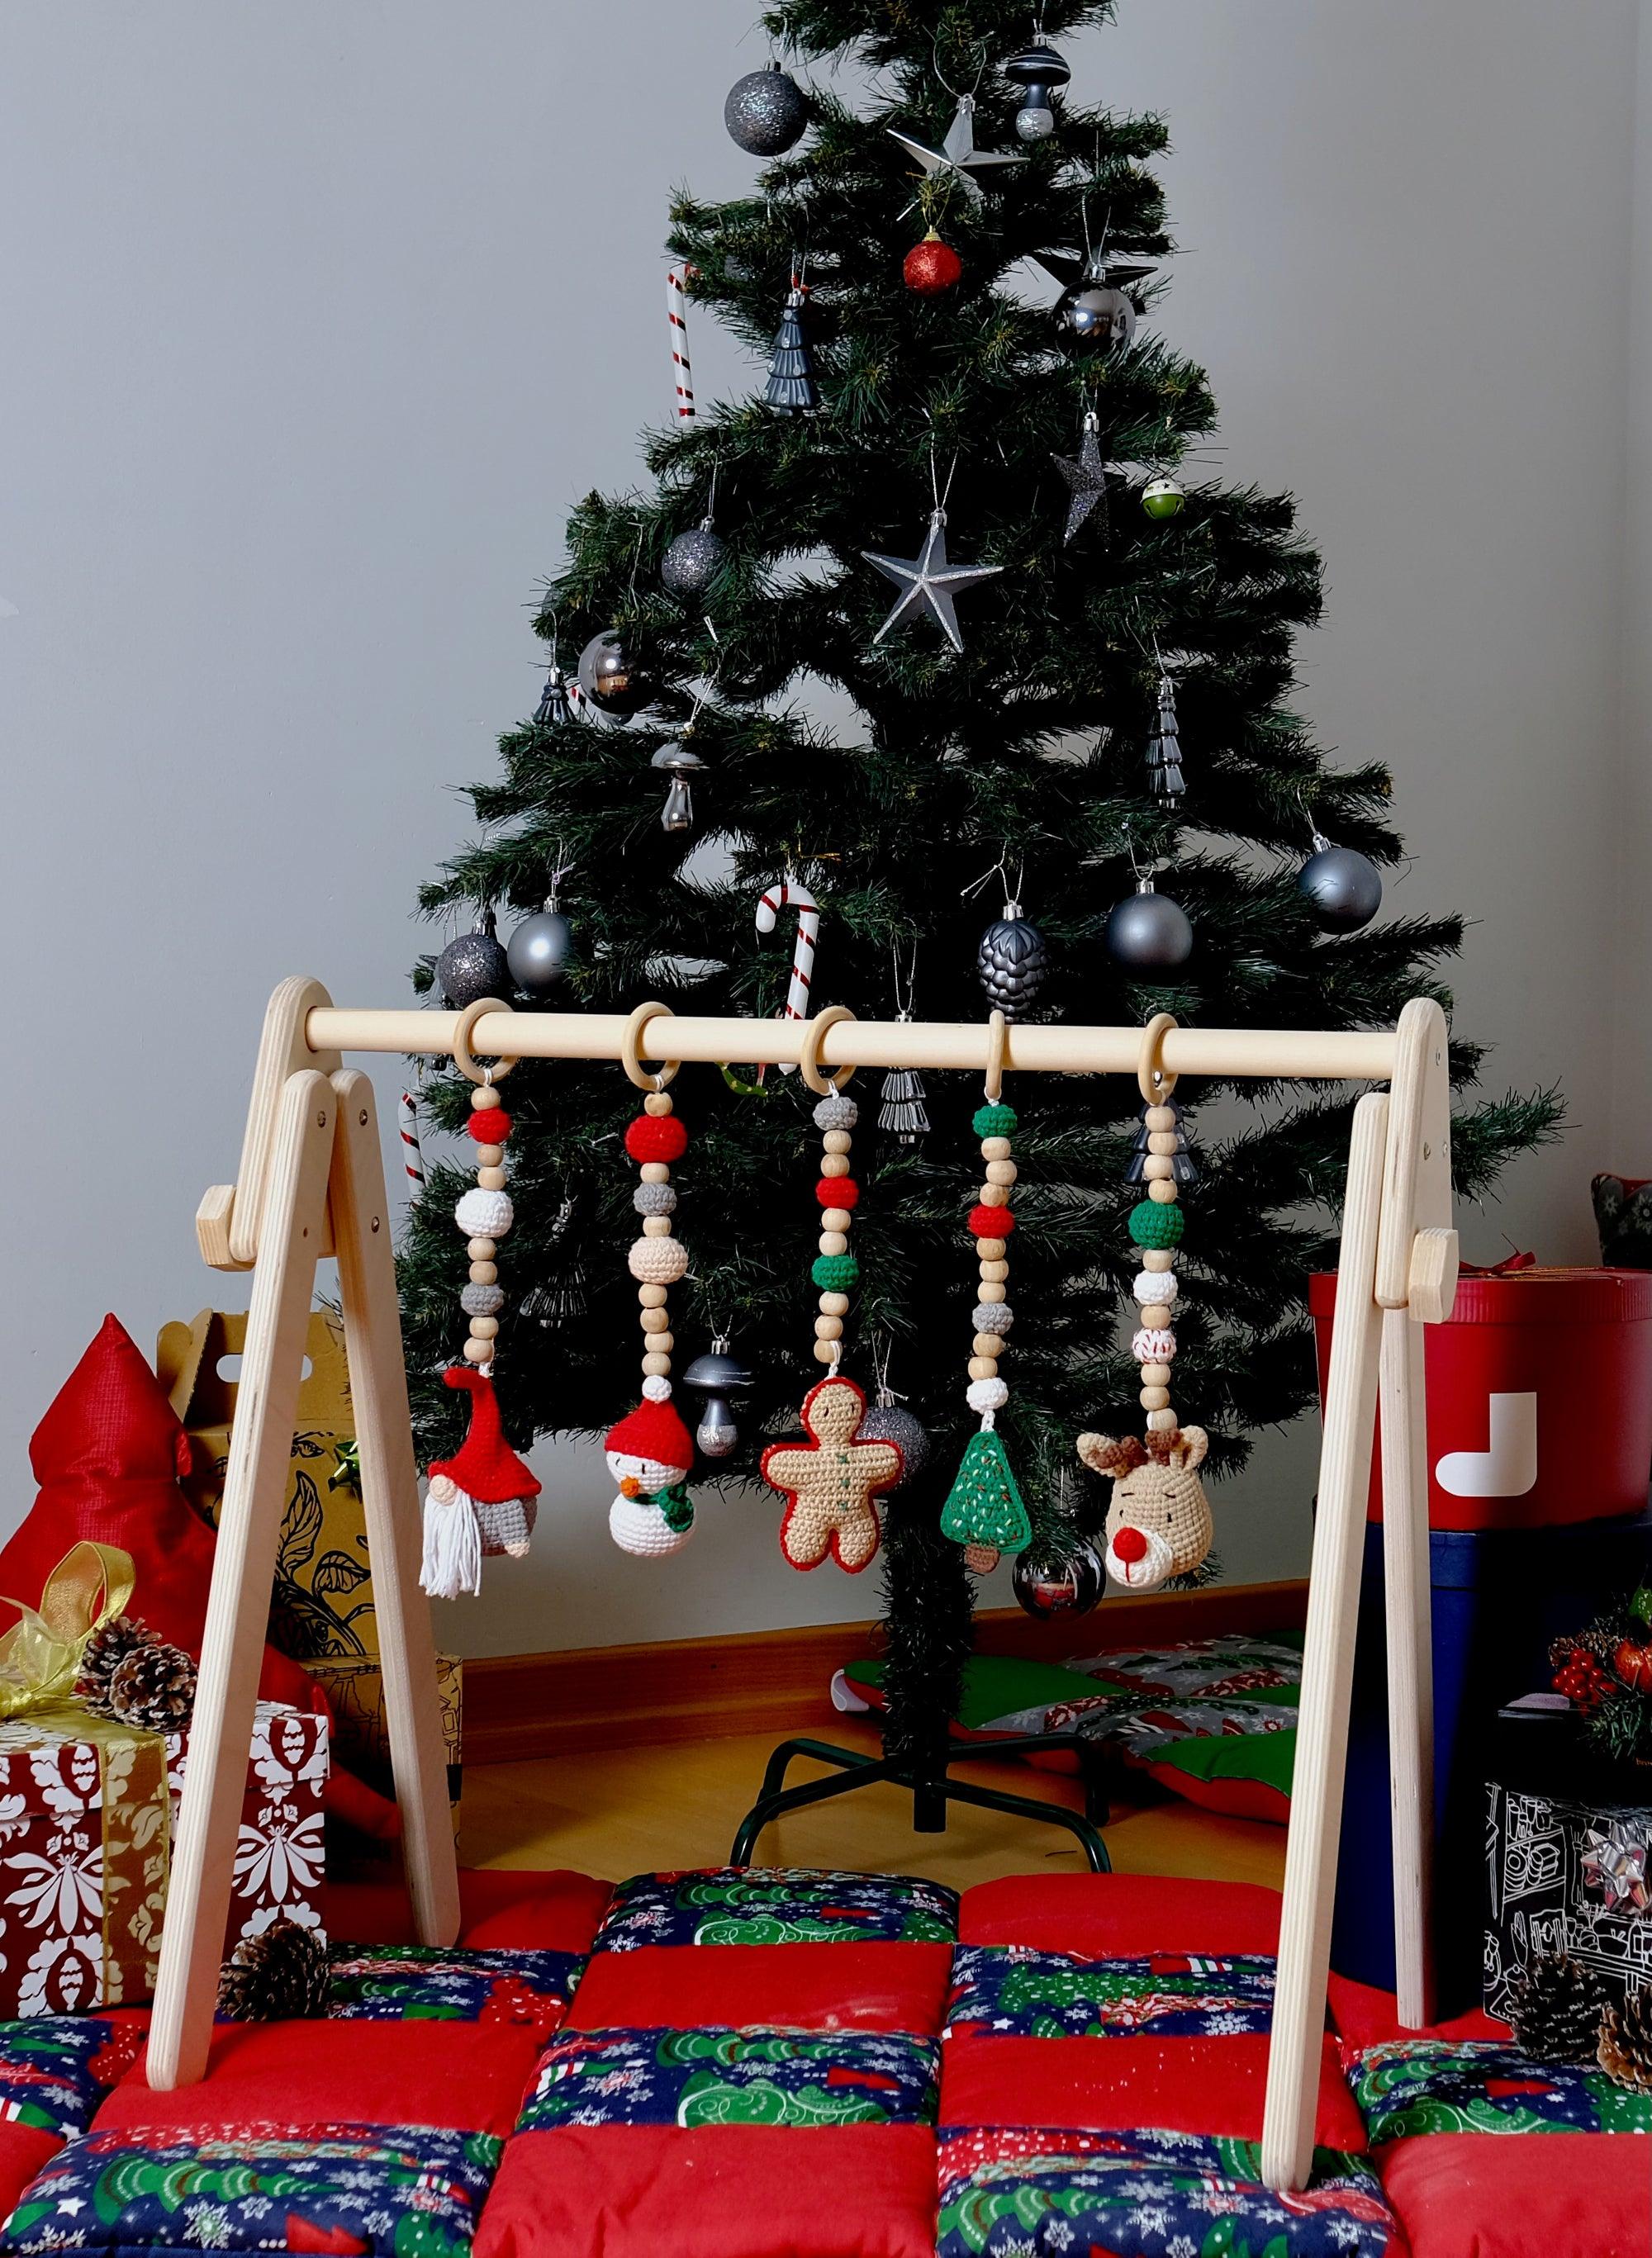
[{"x1": 0, "y1": 1540, "x2": 136, "y2": 1718}]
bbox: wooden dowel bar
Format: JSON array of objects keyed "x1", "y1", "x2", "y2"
[{"x1": 306, "y1": 1008, "x2": 1399, "y2": 1086}]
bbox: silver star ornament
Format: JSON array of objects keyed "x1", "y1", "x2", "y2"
[
  {"x1": 888, "y1": 96, "x2": 1024, "y2": 206},
  {"x1": 862, "y1": 507, "x2": 1003, "y2": 653}
]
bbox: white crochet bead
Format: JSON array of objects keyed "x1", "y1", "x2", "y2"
[
  {"x1": 609, "y1": 1490, "x2": 694, "y2": 1558},
  {"x1": 641, "y1": 1374, "x2": 672, "y2": 1402},
  {"x1": 627, "y1": 1236, "x2": 689, "y2": 1285},
  {"x1": 1132, "y1": 1269, "x2": 1178, "y2": 1307},
  {"x1": 966, "y1": 1378, "x2": 1009, "y2": 1413},
  {"x1": 455, "y1": 1188, "x2": 513, "y2": 1240},
  {"x1": 1132, "y1": 1326, "x2": 1177, "y2": 1364}
]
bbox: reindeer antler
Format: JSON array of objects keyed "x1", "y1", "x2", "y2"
[{"x1": 1077, "y1": 1432, "x2": 1149, "y2": 1480}]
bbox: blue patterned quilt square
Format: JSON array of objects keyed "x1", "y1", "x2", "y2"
[
  {"x1": 518, "y1": 2025, "x2": 940, "y2": 2129},
  {"x1": 0, "y1": 2018, "x2": 121, "y2": 2141},
  {"x1": 945, "y1": 1945, "x2": 1277, "y2": 2040},
  {"x1": 1350, "y1": 2038, "x2": 1652, "y2": 2142},
  {"x1": 591, "y1": 1866, "x2": 959, "y2": 1950},
  {"x1": 327, "y1": 1943, "x2": 582, "y2": 2039},
  {"x1": 2, "y1": 2123, "x2": 503, "y2": 2257}
]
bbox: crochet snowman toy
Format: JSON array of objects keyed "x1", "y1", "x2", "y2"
[
  {"x1": 421, "y1": 1366, "x2": 542, "y2": 1600},
  {"x1": 605, "y1": 1383, "x2": 695, "y2": 1558}
]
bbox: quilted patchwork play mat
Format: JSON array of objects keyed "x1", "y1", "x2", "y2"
[{"x1": 0, "y1": 1863, "x2": 1639, "y2": 2258}]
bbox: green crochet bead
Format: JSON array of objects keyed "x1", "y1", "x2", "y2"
[
  {"x1": 1128, "y1": 1198, "x2": 1184, "y2": 1249},
  {"x1": 811, "y1": 1253, "x2": 860, "y2": 1292},
  {"x1": 973, "y1": 1103, "x2": 1018, "y2": 1139}
]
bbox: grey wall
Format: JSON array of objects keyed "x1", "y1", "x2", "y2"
[{"x1": 2, "y1": 1, "x2": 1645, "y2": 1659}]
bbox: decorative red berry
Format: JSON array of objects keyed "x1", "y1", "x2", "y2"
[
  {"x1": 1553, "y1": 1647, "x2": 1615, "y2": 1715},
  {"x1": 817, "y1": 1177, "x2": 859, "y2": 1208},
  {"x1": 467, "y1": 1110, "x2": 511, "y2": 1142},
  {"x1": 624, "y1": 1115, "x2": 689, "y2": 1164},
  {"x1": 904, "y1": 230, "x2": 962, "y2": 295},
  {"x1": 969, "y1": 1203, "x2": 1016, "y2": 1238}
]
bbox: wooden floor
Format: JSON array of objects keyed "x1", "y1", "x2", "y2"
[{"x1": 459, "y1": 1718, "x2": 1288, "y2": 1893}]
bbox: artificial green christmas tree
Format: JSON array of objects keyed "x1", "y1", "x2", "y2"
[{"x1": 401, "y1": 0, "x2": 1559, "y2": 1789}]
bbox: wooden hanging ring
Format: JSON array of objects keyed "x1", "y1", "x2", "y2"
[
  {"x1": 451, "y1": 998, "x2": 520, "y2": 1087},
  {"x1": 983, "y1": 1010, "x2": 1009, "y2": 1104},
  {"x1": 620, "y1": 1001, "x2": 680, "y2": 1091},
  {"x1": 1137, "y1": 1011, "x2": 1180, "y2": 1106},
  {"x1": 798, "y1": 1004, "x2": 857, "y2": 1095}
]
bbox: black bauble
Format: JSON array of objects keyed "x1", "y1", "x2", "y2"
[
  {"x1": 577, "y1": 629, "x2": 649, "y2": 719},
  {"x1": 661, "y1": 524, "x2": 729, "y2": 601},
  {"x1": 1298, "y1": 835, "x2": 1383, "y2": 933},
  {"x1": 1013, "y1": 1540, "x2": 1104, "y2": 1619},
  {"x1": 437, "y1": 909, "x2": 511, "y2": 1010},
  {"x1": 506, "y1": 902, "x2": 573, "y2": 994},
  {"x1": 1105, "y1": 883, "x2": 1194, "y2": 969},
  {"x1": 724, "y1": 62, "x2": 808, "y2": 156},
  {"x1": 977, "y1": 901, "x2": 1049, "y2": 1018}
]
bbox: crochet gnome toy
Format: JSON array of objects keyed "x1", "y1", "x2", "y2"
[
  {"x1": 420, "y1": 1367, "x2": 541, "y2": 1601},
  {"x1": 605, "y1": 1382, "x2": 695, "y2": 1559}
]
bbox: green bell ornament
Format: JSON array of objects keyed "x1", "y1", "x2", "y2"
[{"x1": 1142, "y1": 476, "x2": 1185, "y2": 520}]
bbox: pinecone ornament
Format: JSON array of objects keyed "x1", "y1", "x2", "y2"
[
  {"x1": 74, "y1": 1615, "x2": 160, "y2": 1719},
  {"x1": 1599, "y1": 1989, "x2": 1652, "y2": 2090},
  {"x1": 105, "y1": 1639, "x2": 197, "y2": 1733},
  {"x1": 1507, "y1": 1952, "x2": 1608, "y2": 2065},
  {"x1": 216, "y1": 1916, "x2": 329, "y2": 2023}
]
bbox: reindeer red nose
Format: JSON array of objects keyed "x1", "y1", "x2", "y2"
[{"x1": 1111, "y1": 1526, "x2": 1149, "y2": 1564}]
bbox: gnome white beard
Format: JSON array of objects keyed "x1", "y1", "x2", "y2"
[{"x1": 420, "y1": 1473, "x2": 537, "y2": 1600}]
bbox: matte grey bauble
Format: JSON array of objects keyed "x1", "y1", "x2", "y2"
[
  {"x1": 437, "y1": 909, "x2": 511, "y2": 1009},
  {"x1": 662, "y1": 524, "x2": 729, "y2": 601},
  {"x1": 1105, "y1": 882, "x2": 1194, "y2": 969},
  {"x1": 506, "y1": 903, "x2": 573, "y2": 994},
  {"x1": 577, "y1": 629, "x2": 649, "y2": 719},
  {"x1": 1298, "y1": 833, "x2": 1383, "y2": 933},
  {"x1": 976, "y1": 900, "x2": 1049, "y2": 1018},
  {"x1": 724, "y1": 62, "x2": 809, "y2": 156},
  {"x1": 855, "y1": 1403, "x2": 931, "y2": 1486}
]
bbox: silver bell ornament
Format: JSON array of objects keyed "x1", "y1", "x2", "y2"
[
  {"x1": 1298, "y1": 827, "x2": 1384, "y2": 934},
  {"x1": 534, "y1": 658, "x2": 573, "y2": 727},
  {"x1": 681, "y1": 1336, "x2": 755, "y2": 1459},
  {"x1": 437, "y1": 908, "x2": 512, "y2": 1010},
  {"x1": 976, "y1": 898, "x2": 1050, "y2": 1019},
  {"x1": 577, "y1": 629, "x2": 650, "y2": 721},
  {"x1": 1004, "y1": 40, "x2": 1070, "y2": 142},
  {"x1": 1012, "y1": 1536, "x2": 1104, "y2": 1619},
  {"x1": 653, "y1": 726, "x2": 708, "y2": 834},
  {"x1": 1105, "y1": 875, "x2": 1194, "y2": 970},
  {"x1": 506, "y1": 886, "x2": 574, "y2": 995},
  {"x1": 724, "y1": 60, "x2": 809, "y2": 157}
]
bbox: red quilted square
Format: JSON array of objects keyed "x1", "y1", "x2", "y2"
[
  {"x1": 568, "y1": 1943, "x2": 952, "y2": 2037},
  {"x1": 960, "y1": 1873, "x2": 1282, "y2": 1958},
  {"x1": 939, "y1": 2031, "x2": 1368, "y2": 2151},
  {"x1": 0, "y1": 2127, "x2": 68, "y2": 2222},
  {"x1": 1380, "y1": 2129, "x2": 1651, "y2": 2258},
  {"x1": 323, "y1": 1867, "x2": 612, "y2": 1951},
  {"x1": 474, "y1": 2124, "x2": 940, "y2": 2258}
]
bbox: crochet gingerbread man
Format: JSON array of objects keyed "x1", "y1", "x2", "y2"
[{"x1": 760, "y1": 1375, "x2": 903, "y2": 1573}]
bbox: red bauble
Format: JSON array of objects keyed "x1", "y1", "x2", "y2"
[
  {"x1": 968, "y1": 1203, "x2": 1016, "y2": 1238},
  {"x1": 466, "y1": 1109, "x2": 511, "y2": 1142},
  {"x1": 624, "y1": 1115, "x2": 689, "y2": 1164},
  {"x1": 904, "y1": 231, "x2": 962, "y2": 296},
  {"x1": 816, "y1": 1176, "x2": 859, "y2": 1208},
  {"x1": 1616, "y1": 1635, "x2": 1652, "y2": 1694}
]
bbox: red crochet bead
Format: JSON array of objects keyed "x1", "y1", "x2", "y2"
[
  {"x1": 969, "y1": 1203, "x2": 1016, "y2": 1238},
  {"x1": 466, "y1": 1110, "x2": 511, "y2": 1142},
  {"x1": 624, "y1": 1114, "x2": 689, "y2": 1164},
  {"x1": 816, "y1": 1176, "x2": 859, "y2": 1209}
]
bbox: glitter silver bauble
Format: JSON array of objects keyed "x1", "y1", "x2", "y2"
[
  {"x1": 1013, "y1": 1539, "x2": 1104, "y2": 1619},
  {"x1": 976, "y1": 899, "x2": 1049, "y2": 1018},
  {"x1": 1105, "y1": 879, "x2": 1194, "y2": 970},
  {"x1": 1298, "y1": 833, "x2": 1384, "y2": 933},
  {"x1": 855, "y1": 1403, "x2": 931, "y2": 1487},
  {"x1": 1056, "y1": 280, "x2": 1137, "y2": 349},
  {"x1": 577, "y1": 629, "x2": 649, "y2": 719},
  {"x1": 661, "y1": 524, "x2": 729, "y2": 601},
  {"x1": 506, "y1": 901, "x2": 573, "y2": 994},
  {"x1": 681, "y1": 1339, "x2": 755, "y2": 1460},
  {"x1": 437, "y1": 908, "x2": 511, "y2": 1009},
  {"x1": 724, "y1": 61, "x2": 809, "y2": 156}
]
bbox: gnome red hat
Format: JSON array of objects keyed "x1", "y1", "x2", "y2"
[
  {"x1": 429, "y1": 1368, "x2": 541, "y2": 1504},
  {"x1": 420, "y1": 1368, "x2": 541, "y2": 1601},
  {"x1": 604, "y1": 1393, "x2": 695, "y2": 1491}
]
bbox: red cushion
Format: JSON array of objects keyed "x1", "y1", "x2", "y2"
[
  {"x1": 570, "y1": 1943, "x2": 952, "y2": 2036},
  {"x1": 1380, "y1": 2130, "x2": 1651, "y2": 2258},
  {"x1": 0, "y1": 2126, "x2": 66, "y2": 2219},
  {"x1": 960, "y1": 1871, "x2": 1283, "y2": 1957},
  {"x1": 474, "y1": 2126, "x2": 940, "y2": 2258},
  {"x1": 95, "y1": 2019, "x2": 539, "y2": 2139},
  {"x1": 1327, "y1": 1971, "x2": 1510, "y2": 2052},
  {"x1": 938, "y1": 2032, "x2": 1367, "y2": 2151},
  {"x1": 323, "y1": 1867, "x2": 613, "y2": 1952},
  {"x1": 1, "y1": 1316, "x2": 396, "y2": 1838}
]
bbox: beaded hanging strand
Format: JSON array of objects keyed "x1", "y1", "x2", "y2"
[
  {"x1": 420, "y1": 1003, "x2": 543, "y2": 1601},
  {"x1": 603, "y1": 1003, "x2": 698, "y2": 1559},
  {"x1": 940, "y1": 1012, "x2": 1033, "y2": 1573},
  {"x1": 806, "y1": 1005, "x2": 862, "y2": 1369}
]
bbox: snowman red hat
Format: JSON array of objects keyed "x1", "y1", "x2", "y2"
[
  {"x1": 604, "y1": 1385, "x2": 694, "y2": 1494},
  {"x1": 420, "y1": 1368, "x2": 541, "y2": 1600}
]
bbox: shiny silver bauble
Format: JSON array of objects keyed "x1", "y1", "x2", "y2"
[
  {"x1": 506, "y1": 903, "x2": 573, "y2": 994},
  {"x1": 1056, "y1": 282, "x2": 1137, "y2": 349},
  {"x1": 577, "y1": 629, "x2": 650, "y2": 719},
  {"x1": 1012, "y1": 1539, "x2": 1104, "y2": 1619}
]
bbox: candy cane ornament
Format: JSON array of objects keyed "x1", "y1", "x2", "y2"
[
  {"x1": 667, "y1": 264, "x2": 695, "y2": 425},
  {"x1": 755, "y1": 880, "x2": 820, "y2": 1076},
  {"x1": 398, "y1": 1091, "x2": 425, "y2": 1202}
]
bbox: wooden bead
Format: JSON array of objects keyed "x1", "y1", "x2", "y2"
[
  {"x1": 1139, "y1": 1304, "x2": 1173, "y2": 1330},
  {"x1": 1140, "y1": 1385, "x2": 1170, "y2": 1411},
  {"x1": 1140, "y1": 1362, "x2": 1172, "y2": 1388},
  {"x1": 463, "y1": 1338, "x2": 491, "y2": 1364},
  {"x1": 477, "y1": 1165, "x2": 508, "y2": 1192},
  {"x1": 1142, "y1": 1248, "x2": 1175, "y2": 1272},
  {"x1": 977, "y1": 1184, "x2": 1009, "y2": 1208},
  {"x1": 640, "y1": 1307, "x2": 672, "y2": 1334},
  {"x1": 1144, "y1": 1105, "x2": 1176, "y2": 1132},
  {"x1": 979, "y1": 1259, "x2": 1010, "y2": 1283},
  {"x1": 642, "y1": 1214, "x2": 673, "y2": 1237},
  {"x1": 643, "y1": 1091, "x2": 675, "y2": 1117},
  {"x1": 1146, "y1": 1407, "x2": 1179, "y2": 1433},
  {"x1": 973, "y1": 1331, "x2": 1007, "y2": 1359},
  {"x1": 1141, "y1": 1154, "x2": 1175, "y2": 1183},
  {"x1": 471, "y1": 1085, "x2": 502, "y2": 1112},
  {"x1": 975, "y1": 1238, "x2": 1007, "y2": 1262},
  {"x1": 1147, "y1": 1179, "x2": 1179, "y2": 1205},
  {"x1": 976, "y1": 1282, "x2": 1008, "y2": 1304},
  {"x1": 980, "y1": 1136, "x2": 1012, "y2": 1162},
  {"x1": 475, "y1": 1143, "x2": 505, "y2": 1169},
  {"x1": 822, "y1": 1130, "x2": 853, "y2": 1155},
  {"x1": 985, "y1": 1161, "x2": 1018, "y2": 1188},
  {"x1": 469, "y1": 1315, "x2": 500, "y2": 1340},
  {"x1": 638, "y1": 1283, "x2": 669, "y2": 1307},
  {"x1": 819, "y1": 1207, "x2": 850, "y2": 1235},
  {"x1": 468, "y1": 1261, "x2": 498, "y2": 1285},
  {"x1": 819, "y1": 1292, "x2": 850, "y2": 1317},
  {"x1": 814, "y1": 1315, "x2": 843, "y2": 1341},
  {"x1": 968, "y1": 1356, "x2": 999, "y2": 1382},
  {"x1": 467, "y1": 1237, "x2": 496, "y2": 1263},
  {"x1": 813, "y1": 1339, "x2": 841, "y2": 1365},
  {"x1": 819, "y1": 1231, "x2": 849, "y2": 1256},
  {"x1": 642, "y1": 1351, "x2": 672, "y2": 1378},
  {"x1": 640, "y1": 1161, "x2": 672, "y2": 1184},
  {"x1": 647, "y1": 1332, "x2": 674, "y2": 1356},
  {"x1": 1147, "y1": 1131, "x2": 1180, "y2": 1156},
  {"x1": 819, "y1": 1152, "x2": 851, "y2": 1178}
]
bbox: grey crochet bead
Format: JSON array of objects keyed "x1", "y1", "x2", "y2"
[
  {"x1": 813, "y1": 1094, "x2": 859, "y2": 1131},
  {"x1": 971, "y1": 1302, "x2": 1014, "y2": 1335},
  {"x1": 461, "y1": 1283, "x2": 505, "y2": 1316},
  {"x1": 634, "y1": 1181, "x2": 678, "y2": 1216}
]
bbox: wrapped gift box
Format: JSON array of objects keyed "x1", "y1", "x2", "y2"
[
  {"x1": 164, "y1": 1700, "x2": 329, "y2": 1949},
  {"x1": 157, "y1": 1309, "x2": 378, "y2": 1661},
  {"x1": 1485, "y1": 1772, "x2": 1652, "y2": 2017},
  {"x1": 304, "y1": 1654, "x2": 461, "y2": 1837}
]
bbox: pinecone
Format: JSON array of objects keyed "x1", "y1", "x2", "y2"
[
  {"x1": 1507, "y1": 1952, "x2": 1609, "y2": 2064},
  {"x1": 104, "y1": 1639, "x2": 197, "y2": 1733},
  {"x1": 1599, "y1": 1990, "x2": 1652, "y2": 2090},
  {"x1": 216, "y1": 1917, "x2": 329, "y2": 2023},
  {"x1": 74, "y1": 1615, "x2": 160, "y2": 1719}
]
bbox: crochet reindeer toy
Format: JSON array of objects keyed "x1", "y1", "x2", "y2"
[{"x1": 1076, "y1": 1425, "x2": 1213, "y2": 1592}]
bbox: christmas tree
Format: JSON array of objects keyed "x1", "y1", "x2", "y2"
[{"x1": 401, "y1": 0, "x2": 1560, "y2": 1776}]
